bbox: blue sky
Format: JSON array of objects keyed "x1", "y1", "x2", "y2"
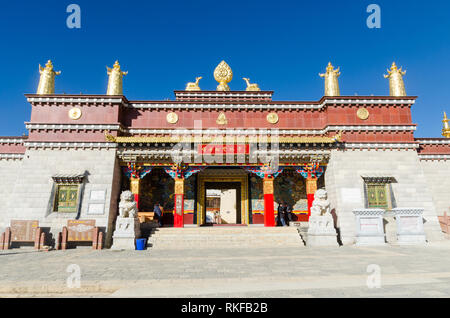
[{"x1": 0, "y1": 0, "x2": 449, "y2": 137}]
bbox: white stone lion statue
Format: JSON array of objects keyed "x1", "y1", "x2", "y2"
[
  {"x1": 310, "y1": 188, "x2": 331, "y2": 216},
  {"x1": 118, "y1": 190, "x2": 138, "y2": 218}
]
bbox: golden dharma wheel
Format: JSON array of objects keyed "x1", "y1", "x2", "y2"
[
  {"x1": 267, "y1": 112, "x2": 279, "y2": 124},
  {"x1": 357, "y1": 108, "x2": 370, "y2": 120},
  {"x1": 68, "y1": 107, "x2": 82, "y2": 120},
  {"x1": 166, "y1": 112, "x2": 179, "y2": 124}
]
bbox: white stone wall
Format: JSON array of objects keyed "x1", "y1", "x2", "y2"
[
  {"x1": 0, "y1": 149, "x2": 121, "y2": 247},
  {"x1": 0, "y1": 159, "x2": 22, "y2": 229},
  {"x1": 325, "y1": 149, "x2": 443, "y2": 245},
  {"x1": 420, "y1": 160, "x2": 450, "y2": 217}
]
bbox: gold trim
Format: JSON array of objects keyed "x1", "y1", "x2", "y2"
[
  {"x1": 105, "y1": 133, "x2": 342, "y2": 144},
  {"x1": 197, "y1": 173, "x2": 248, "y2": 226}
]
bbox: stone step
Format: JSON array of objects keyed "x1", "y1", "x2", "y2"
[{"x1": 146, "y1": 227, "x2": 304, "y2": 249}]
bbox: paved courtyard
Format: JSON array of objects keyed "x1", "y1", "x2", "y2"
[{"x1": 1, "y1": 240, "x2": 450, "y2": 297}]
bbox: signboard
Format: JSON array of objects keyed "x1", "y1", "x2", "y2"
[
  {"x1": 87, "y1": 203, "x2": 105, "y2": 215},
  {"x1": 67, "y1": 220, "x2": 95, "y2": 241},
  {"x1": 10, "y1": 220, "x2": 39, "y2": 242},
  {"x1": 198, "y1": 144, "x2": 249, "y2": 155},
  {"x1": 90, "y1": 190, "x2": 106, "y2": 201}
]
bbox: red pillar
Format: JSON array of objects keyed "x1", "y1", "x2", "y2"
[
  {"x1": 130, "y1": 177, "x2": 141, "y2": 211},
  {"x1": 306, "y1": 177, "x2": 318, "y2": 220},
  {"x1": 263, "y1": 177, "x2": 275, "y2": 227},
  {"x1": 174, "y1": 178, "x2": 185, "y2": 228}
]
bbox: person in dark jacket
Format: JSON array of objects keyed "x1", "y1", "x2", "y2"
[
  {"x1": 285, "y1": 203, "x2": 293, "y2": 226},
  {"x1": 154, "y1": 202, "x2": 163, "y2": 227},
  {"x1": 277, "y1": 202, "x2": 286, "y2": 226}
]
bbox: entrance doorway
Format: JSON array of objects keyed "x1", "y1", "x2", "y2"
[{"x1": 205, "y1": 182, "x2": 241, "y2": 224}]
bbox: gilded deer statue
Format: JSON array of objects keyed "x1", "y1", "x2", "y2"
[
  {"x1": 243, "y1": 78, "x2": 261, "y2": 91},
  {"x1": 185, "y1": 77, "x2": 202, "y2": 91}
]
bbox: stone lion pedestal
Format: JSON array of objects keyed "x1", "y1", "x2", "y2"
[
  {"x1": 111, "y1": 191, "x2": 142, "y2": 250},
  {"x1": 306, "y1": 189, "x2": 339, "y2": 247}
]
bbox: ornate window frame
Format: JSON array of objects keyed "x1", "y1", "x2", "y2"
[
  {"x1": 362, "y1": 176, "x2": 396, "y2": 210},
  {"x1": 51, "y1": 174, "x2": 85, "y2": 214}
]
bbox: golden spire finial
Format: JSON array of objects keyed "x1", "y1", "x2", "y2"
[
  {"x1": 214, "y1": 61, "x2": 233, "y2": 91},
  {"x1": 106, "y1": 60, "x2": 128, "y2": 95},
  {"x1": 442, "y1": 112, "x2": 450, "y2": 138},
  {"x1": 185, "y1": 77, "x2": 202, "y2": 91},
  {"x1": 319, "y1": 62, "x2": 341, "y2": 96},
  {"x1": 384, "y1": 62, "x2": 407, "y2": 96},
  {"x1": 243, "y1": 78, "x2": 261, "y2": 91},
  {"x1": 37, "y1": 60, "x2": 61, "y2": 95}
]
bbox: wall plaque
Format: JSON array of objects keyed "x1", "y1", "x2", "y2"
[
  {"x1": 90, "y1": 190, "x2": 106, "y2": 201},
  {"x1": 88, "y1": 203, "x2": 105, "y2": 215},
  {"x1": 67, "y1": 220, "x2": 95, "y2": 241}
]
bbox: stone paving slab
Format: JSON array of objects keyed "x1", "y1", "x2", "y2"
[{"x1": 1, "y1": 241, "x2": 450, "y2": 297}]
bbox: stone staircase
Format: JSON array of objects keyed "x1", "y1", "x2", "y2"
[{"x1": 146, "y1": 226, "x2": 305, "y2": 249}]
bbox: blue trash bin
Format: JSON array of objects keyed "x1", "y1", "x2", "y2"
[{"x1": 136, "y1": 238, "x2": 146, "y2": 250}]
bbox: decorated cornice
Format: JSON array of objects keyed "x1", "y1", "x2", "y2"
[
  {"x1": 25, "y1": 123, "x2": 126, "y2": 132},
  {"x1": 416, "y1": 138, "x2": 450, "y2": 145},
  {"x1": 25, "y1": 94, "x2": 125, "y2": 105},
  {"x1": 418, "y1": 154, "x2": 450, "y2": 161},
  {"x1": 0, "y1": 138, "x2": 25, "y2": 144},
  {"x1": 344, "y1": 142, "x2": 419, "y2": 150},
  {"x1": 105, "y1": 131, "x2": 342, "y2": 144},
  {"x1": 127, "y1": 125, "x2": 416, "y2": 135},
  {"x1": 0, "y1": 153, "x2": 24, "y2": 160},
  {"x1": 128, "y1": 97, "x2": 416, "y2": 110},
  {"x1": 24, "y1": 141, "x2": 117, "y2": 149}
]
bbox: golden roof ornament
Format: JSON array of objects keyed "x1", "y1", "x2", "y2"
[
  {"x1": 442, "y1": 112, "x2": 450, "y2": 138},
  {"x1": 214, "y1": 61, "x2": 233, "y2": 91},
  {"x1": 319, "y1": 62, "x2": 340, "y2": 96},
  {"x1": 216, "y1": 112, "x2": 228, "y2": 125},
  {"x1": 185, "y1": 77, "x2": 202, "y2": 91},
  {"x1": 37, "y1": 60, "x2": 61, "y2": 95},
  {"x1": 384, "y1": 62, "x2": 407, "y2": 96},
  {"x1": 243, "y1": 78, "x2": 261, "y2": 91},
  {"x1": 106, "y1": 60, "x2": 128, "y2": 95}
]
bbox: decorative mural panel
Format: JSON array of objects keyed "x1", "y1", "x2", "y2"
[
  {"x1": 250, "y1": 176, "x2": 264, "y2": 214},
  {"x1": 184, "y1": 176, "x2": 196, "y2": 214},
  {"x1": 140, "y1": 168, "x2": 174, "y2": 213}
]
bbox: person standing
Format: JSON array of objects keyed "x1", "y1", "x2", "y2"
[
  {"x1": 277, "y1": 202, "x2": 286, "y2": 226},
  {"x1": 285, "y1": 203, "x2": 293, "y2": 226},
  {"x1": 154, "y1": 202, "x2": 163, "y2": 227}
]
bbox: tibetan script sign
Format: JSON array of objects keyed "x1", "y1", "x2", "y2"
[
  {"x1": 67, "y1": 220, "x2": 95, "y2": 241},
  {"x1": 10, "y1": 220, "x2": 39, "y2": 242},
  {"x1": 198, "y1": 144, "x2": 249, "y2": 155}
]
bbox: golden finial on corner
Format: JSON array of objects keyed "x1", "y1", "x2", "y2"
[
  {"x1": 243, "y1": 78, "x2": 261, "y2": 91},
  {"x1": 37, "y1": 60, "x2": 61, "y2": 95},
  {"x1": 319, "y1": 62, "x2": 341, "y2": 96},
  {"x1": 106, "y1": 60, "x2": 128, "y2": 95},
  {"x1": 384, "y1": 62, "x2": 407, "y2": 96},
  {"x1": 214, "y1": 61, "x2": 233, "y2": 91},
  {"x1": 185, "y1": 77, "x2": 202, "y2": 91},
  {"x1": 442, "y1": 112, "x2": 450, "y2": 138}
]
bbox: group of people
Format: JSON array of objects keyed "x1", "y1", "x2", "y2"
[{"x1": 276, "y1": 202, "x2": 293, "y2": 226}]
